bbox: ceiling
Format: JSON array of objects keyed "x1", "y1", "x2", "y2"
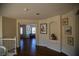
[{"x1": 0, "y1": 3, "x2": 79, "y2": 20}]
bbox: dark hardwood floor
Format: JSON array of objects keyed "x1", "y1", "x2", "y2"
[{"x1": 15, "y1": 38, "x2": 67, "y2": 56}]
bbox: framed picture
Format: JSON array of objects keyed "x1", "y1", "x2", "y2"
[
  {"x1": 64, "y1": 26, "x2": 72, "y2": 35},
  {"x1": 40, "y1": 23, "x2": 47, "y2": 34},
  {"x1": 62, "y1": 17, "x2": 68, "y2": 25},
  {"x1": 67, "y1": 37, "x2": 74, "y2": 46}
]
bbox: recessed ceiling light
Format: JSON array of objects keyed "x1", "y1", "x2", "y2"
[
  {"x1": 24, "y1": 8, "x2": 26, "y2": 11},
  {"x1": 24, "y1": 8, "x2": 29, "y2": 12}
]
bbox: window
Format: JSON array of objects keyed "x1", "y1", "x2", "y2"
[
  {"x1": 20, "y1": 27, "x2": 23, "y2": 35},
  {"x1": 26, "y1": 25, "x2": 31, "y2": 35},
  {"x1": 32, "y1": 27, "x2": 36, "y2": 34}
]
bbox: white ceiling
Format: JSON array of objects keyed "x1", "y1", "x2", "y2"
[{"x1": 0, "y1": 3, "x2": 79, "y2": 20}]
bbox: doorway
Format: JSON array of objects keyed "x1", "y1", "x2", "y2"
[
  {"x1": 19, "y1": 24, "x2": 36, "y2": 55},
  {"x1": 20, "y1": 24, "x2": 36, "y2": 39}
]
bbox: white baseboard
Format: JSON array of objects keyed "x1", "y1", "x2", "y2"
[
  {"x1": 37, "y1": 43, "x2": 61, "y2": 53},
  {"x1": 62, "y1": 49, "x2": 71, "y2": 56},
  {"x1": 62, "y1": 49, "x2": 76, "y2": 56},
  {"x1": 47, "y1": 46, "x2": 61, "y2": 52}
]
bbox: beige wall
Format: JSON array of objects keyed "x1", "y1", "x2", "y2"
[
  {"x1": 38, "y1": 16, "x2": 61, "y2": 40},
  {"x1": 75, "y1": 15, "x2": 79, "y2": 55},
  {"x1": 0, "y1": 16, "x2": 17, "y2": 53},
  {"x1": 38, "y1": 16, "x2": 61, "y2": 52},
  {"x1": 2, "y1": 16, "x2": 16, "y2": 38},
  {"x1": 0, "y1": 16, "x2": 2, "y2": 45},
  {"x1": 0, "y1": 16, "x2": 2, "y2": 38},
  {"x1": 61, "y1": 10, "x2": 77, "y2": 56}
]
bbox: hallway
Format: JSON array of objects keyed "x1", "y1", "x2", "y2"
[{"x1": 16, "y1": 38, "x2": 66, "y2": 56}]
